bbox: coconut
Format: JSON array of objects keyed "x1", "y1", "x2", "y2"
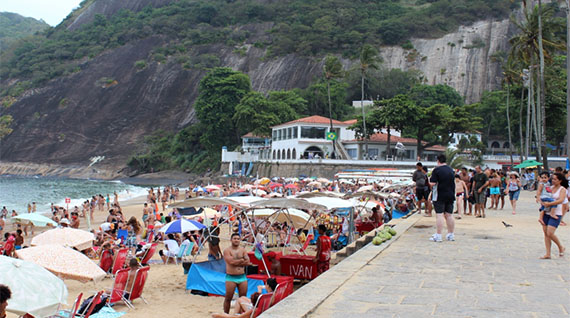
[
  {"x1": 372, "y1": 237, "x2": 382, "y2": 245},
  {"x1": 388, "y1": 228, "x2": 397, "y2": 236}
]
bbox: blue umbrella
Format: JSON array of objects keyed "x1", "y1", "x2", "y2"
[
  {"x1": 566, "y1": 158, "x2": 569, "y2": 170},
  {"x1": 159, "y1": 218, "x2": 206, "y2": 234}
]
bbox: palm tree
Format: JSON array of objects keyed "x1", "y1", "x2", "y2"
[
  {"x1": 323, "y1": 55, "x2": 343, "y2": 158},
  {"x1": 445, "y1": 148, "x2": 464, "y2": 170},
  {"x1": 359, "y1": 44, "x2": 381, "y2": 158}
]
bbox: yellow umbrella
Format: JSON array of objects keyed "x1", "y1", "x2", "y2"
[
  {"x1": 259, "y1": 177, "x2": 271, "y2": 185},
  {"x1": 31, "y1": 227, "x2": 94, "y2": 251},
  {"x1": 16, "y1": 245, "x2": 106, "y2": 283}
]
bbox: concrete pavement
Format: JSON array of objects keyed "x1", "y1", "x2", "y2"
[{"x1": 261, "y1": 190, "x2": 569, "y2": 318}]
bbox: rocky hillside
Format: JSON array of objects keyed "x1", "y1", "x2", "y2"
[{"x1": 0, "y1": 0, "x2": 520, "y2": 173}]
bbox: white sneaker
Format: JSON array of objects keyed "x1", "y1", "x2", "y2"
[
  {"x1": 446, "y1": 233, "x2": 455, "y2": 241},
  {"x1": 429, "y1": 234, "x2": 442, "y2": 242}
]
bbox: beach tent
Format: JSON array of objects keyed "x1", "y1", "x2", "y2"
[{"x1": 186, "y1": 259, "x2": 264, "y2": 297}]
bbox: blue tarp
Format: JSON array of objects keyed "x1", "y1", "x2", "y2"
[{"x1": 186, "y1": 259, "x2": 264, "y2": 297}]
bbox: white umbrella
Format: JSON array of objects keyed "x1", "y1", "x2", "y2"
[
  {"x1": 304, "y1": 197, "x2": 354, "y2": 210},
  {"x1": 226, "y1": 196, "x2": 265, "y2": 207},
  {"x1": 357, "y1": 185, "x2": 374, "y2": 192},
  {"x1": 267, "y1": 192, "x2": 283, "y2": 198},
  {"x1": 11, "y1": 213, "x2": 57, "y2": 227},
  {"x1": 252, "y1": 189, "x2": 267, "y2": 196},
  {"x1": 317, "y1": 178, "x2": 331, "y2": 184},
  {"x1": 205, "y1": 185, "x2": 221, "y2": 191},
  {"x1": 0, "y1": 255, "x2": 68, "y2": 318},
  {"x1": 248, "y1": 208, "x2": 312, "y2": 229},
  {"x1": 307, "y1": 181, "x2": 322, "y2": 187}
]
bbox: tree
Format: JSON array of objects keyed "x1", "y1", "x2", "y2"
[
  {"x1": 301, "y1": 80, "x2": 350, "y2": 119},
  {"x1": 370, "y1": 95, "x2": 421, "y2": 158},
  {"x1": 0, "y1": 115, "x2": 13, "y2": 139},
  {"x1": 323, "y1": 55, "x2": 344, "y2": 158},
  {"x1": 408, "y1": 84, "x2": 465, "y2": 156},
  {"x1": 267, "y1": 90, "x2": 307, "y2": 115},
  {"x1": 194, "y1": 67, "x2": 251, "y2": 153},
  {"x1": 358, "y1": 44, "x2": 381, "y2": 157},
  {"x1": 233, "y1": 91, "x2": 298, "y2": 137}
]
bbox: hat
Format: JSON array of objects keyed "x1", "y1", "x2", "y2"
[{"x1": 59, "y1": 218, "x2": 70, "y2": 225}]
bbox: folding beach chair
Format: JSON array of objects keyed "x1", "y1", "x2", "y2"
[
  {"x1": 107, "y1": 268, "x2": 130, "y2": 308},
  {"x1": 111, "y1": 248, "x2": 128, "y2": 275},
  {"x1": 140, "y1": 243, "x2": 157, "y2": 266},
  {"x1": 146, "y1": 230, "x2": 154, "y2": 243},
  {"x1": 169, "y1": 243, "x2": 188, "y2": 265},
  {"x1": 52, "y1": 292, "x2": 82, "y2": 318},
  {"x1": 99, "y1": 250, "x2": 113, "y2": 273},
  {"x1": 124, "y1": 266, "x2": 150, "y2": 308},
  {"x1": 290, "y1": 234, "x2": 313, "y2": 255},
  {"x1": 251, "y1": 292, "x2": 273, "y2": 318},
  {"x1": 79, "y1": 291, "x2": 103, "y2": 318},
  {"x1": 271, "y1": 282, "x2": 292, "y2": 305},
  {"x1": 183, "y1": 242, "x2": 194, "y2": 261}
]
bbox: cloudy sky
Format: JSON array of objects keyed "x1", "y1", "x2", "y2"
[{"x1": 0, "y1": 0, "x2": 83, "y2": 26}]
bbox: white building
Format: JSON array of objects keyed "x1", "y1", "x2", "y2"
[
  {"x1": 270, "y1": 115, "x2": 356, "y2": 159},
  {"x1": 448, "y1": 132, "x2": 482, "y2": 149}
]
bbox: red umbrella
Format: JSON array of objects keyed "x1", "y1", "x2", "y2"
[
  {"x1": 284, "y1": 184, "x2": 298, "y2": 189},
  {"x1": 269, "y1": 182, "x2": 283, "y2": 190}
]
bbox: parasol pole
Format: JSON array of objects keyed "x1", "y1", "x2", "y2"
[{"x1": 243, "y1": 212, "x2": 271, "y2": 277}]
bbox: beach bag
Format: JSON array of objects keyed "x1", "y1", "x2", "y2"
[{"x1": 77, "y1": 294, "x2": 108, "y2": 315}]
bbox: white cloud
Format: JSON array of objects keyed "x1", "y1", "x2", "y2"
[{"x1": 0, "y1": 0, "x2": 83, "y2": 26}]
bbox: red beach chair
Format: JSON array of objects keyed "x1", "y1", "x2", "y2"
[
  {"x1": 125, "y1": 266, "x2": 150, "y2": 308},
  {"x1": 82, "y1": 291, "x2": 103, "y2": 318},
  {"x1": 107, "y1": 268, "x2": 130, "y2": 308},
  {"x1": 146, "y1": 230, "x2": 154, "y2": 243},
  {"x1": 111, "y1": 248, "x2": 128, "y2": 275},
  {"x1": 251, "y1": 292, "x2": 273, "y2": 318},
  {"x1": 291, "y1": 234, "x2": 313, "y2": 255},
  {"x1": 140, "y1": 243, "x2": 157, "y2": 266},
  {"x1": 99, "y1": 250, "x2": 113, "y2": 273},
  {"x1": 271, "y1": 282, "x2": 292, "y2": 305}
]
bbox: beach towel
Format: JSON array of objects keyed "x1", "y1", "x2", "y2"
[{"x1": 90, "y1": 306, "x2": 126, "y2": 318}]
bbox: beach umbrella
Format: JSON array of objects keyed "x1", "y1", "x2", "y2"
[
  {"x1": 340, "y1": 180, "x2": 354, "y2": 185},
  {"x1": 205, "y1": 185, "x2": 221, "y2": 192},
  {"x1": 186, "y1": 207, "x2": 221, "y2": 220},
  {"x1": 253, "y1": 189, "x2": 267, "y2": 196},
  {"x1": 31, "y1": 228, "x2": 94, "y2": 251},
  {"x1": 159, "y1": 218, "x2": 206, "y2": 234},
  {"x1": 16, "y1": 245, "x2": 106, "y2": 283},
  {"x1": 267, "y1": 192, "x2": 283, "y2": 198},
  {"x1": 284, "y1": 184, "x2": 298, "y2": 189},
  {"x1": 307, "y1": 181, "x2": 322, "y2": 188},
  {"x1": 269, "y1": 182, "x2": 283, "y2": 190},
  {"x1": 226, "y1": 196, "x2": 265, "y2": 207},
  {"x1": 193, "y1": 186, "x2": 206, "y2": 192},
  {"x1": 259, "y1": 177, "x2": 271, "y2": 185},
  {"x1": 513, "y1": 159, "x2": 544, "y2": 169},
  {"x1": 317, "y1": 178, "x2": 331, "y2": 184},
  {"x1": 248, "y1": 208, "x2": 312, "y2": 229},
  {"x1": 12, "y1": 213, "x2": 57, "y2": 227},
  {"x1": 305, "y1": 197, "x2": 353, "y2": 210},
  {"x1": 0, "y1": 255, "x2": 68, "y2": 318},
  {"x1": 357, "y1": 185, "x2": 374, "y2": 192}
]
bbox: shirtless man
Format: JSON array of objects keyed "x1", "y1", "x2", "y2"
[
  {"x1": 488, "y1": 173, "x2": 501, "y2": 209},
  {"x1": 223, "y1": 233, "x2": 251, "y2": 314},
  {"x1": 142, "y1": 203, "x2": 153, "y2": 226},
  {"x1": 459, "y1": 168, "x2": 472, "y2": 215}
]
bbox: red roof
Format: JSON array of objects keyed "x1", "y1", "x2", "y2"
[
  {"x1": 273, "y1": 115, "x2": 350, "y2": 128},
  {"x1": 343, "y1": 119, "x2": 358, "y2": 125},
  {"x1": 345, "y1": 133, "x2": 445, "y2": 152},
  {"x1": 242, "y1": 132, "x2": 269, "y2": 138}
]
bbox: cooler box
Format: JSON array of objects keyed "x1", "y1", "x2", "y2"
[
  {"x1": 247, "y1": 251, "x2": 282, "y2": 274},
  {"x1": 280, "y1": 254, "x2": 317, "y2": 280}
]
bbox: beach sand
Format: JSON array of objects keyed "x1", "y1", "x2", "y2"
[{"x1": 7, "y1": 195, "x2": 231, "y2": 318}]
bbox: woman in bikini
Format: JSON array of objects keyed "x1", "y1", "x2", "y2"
[{"x1": 538, "y1": 172, "x2": 567, "y2": 259}]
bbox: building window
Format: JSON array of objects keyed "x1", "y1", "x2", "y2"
[
  {"x1": 368, "y1": 149, "x2": 379, "y2": 159},
  {"x1": 503, "y1": 142, "x2": 510, "y2": 149},
  {"x1": 272, "y1": 131, "x2": 277, "y2": 141},
  {"x1": 281, "y1": 149, "x2": 286, "y2": 159},
  {"x1": 292, "y1": 149, "x2": 297, "y2": 159},
  {"x1": 293, "y1": 127, "x2": 298, "y2": 139},
  {"x1": 301, "y1": 126, "x2": 326, "y2": 139},
  {"x1": 287, "y1": 149, "x2": 291, "y2": 159},
  {"x1": 273, "y1": 150, "x2": 276, "y2": 159},
  {"x1": 347, "y1": 149, "x2": 357, "y2": 159},
  {"x1": 491, "y1": 141, "x2": 500, "y2": 148}
]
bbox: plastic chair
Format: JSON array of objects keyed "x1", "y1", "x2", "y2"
[
  {"x1": 111, "y1": 248, "x2": 129, "y2": 275},
  {"x1": 251, "y1": 292, "x2": 273, "y2": 318},
  {"x1": 52, "y1": 292, "x2": 82, "y2": 318},
  {"x1": 124, "y1": 266, "x2": 150, "y2": 308},
  {"x1": 99, "y1": 250, "x2": 113, "y2": 273},
  {"x1": 271, "y1": 282, "x2": 291, "y2": 305},
  {"x1": 140, "y1": 243, "x2": 157, "y2": 266},
  {"x1": 183, "y1": 242, "x2": 194, "y2": 261},
  {"x1": 107, "y1": 268, "x2": 130, "y2": 308},
  {"x1": 170, "y1": 243, "x2": 188, "y2": 265}
]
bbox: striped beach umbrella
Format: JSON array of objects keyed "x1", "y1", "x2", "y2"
[{"x1": 159, "y1": 218, "x2": 206, "y2": 234}]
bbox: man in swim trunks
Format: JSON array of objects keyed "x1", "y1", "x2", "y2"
[
  {"x1": 489, "y1": 173, "x2": 501, "y2": 209},
  {"x1": 223, "y1": 233, "x2": 251, "y2": 314}
]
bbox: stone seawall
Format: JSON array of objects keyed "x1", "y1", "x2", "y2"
[{"x1": 221, "y1": 161, "x2": 426, "y2": 179}]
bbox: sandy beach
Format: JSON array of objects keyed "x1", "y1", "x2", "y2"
[{"x1": 6, "y1": 193, "x2": 242, "y2": 318}]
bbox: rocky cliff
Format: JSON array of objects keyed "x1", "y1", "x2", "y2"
[{"x1": 0, "y1": 0, "x2": 518, "y2": 175}]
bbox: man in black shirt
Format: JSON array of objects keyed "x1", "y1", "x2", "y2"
[
  {"x1": 413, "y1": 162, "x2": 429, "y2": 215},
  {"x1": 429, "y1": 154, "x2": 456, "y2": 242}
]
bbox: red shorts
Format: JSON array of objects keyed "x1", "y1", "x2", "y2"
[{"x1": 317, "y1": 261, "x2": 329, "y2": 275}]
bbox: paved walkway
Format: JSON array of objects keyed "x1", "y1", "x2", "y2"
[{"x1": 262, "y1": 191, "x2": 569, "y2": 318}]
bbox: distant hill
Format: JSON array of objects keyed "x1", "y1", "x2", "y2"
[{"x1": 0, "y1": 12, "x2": 49, "y2": 49}]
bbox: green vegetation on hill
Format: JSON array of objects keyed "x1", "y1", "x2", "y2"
[
  {"x1": 0, "y1": 12, "x2": 49, "y2": 49},
  {"x1": 1, "y1": 0, "x2": 518, "y2": 94}
]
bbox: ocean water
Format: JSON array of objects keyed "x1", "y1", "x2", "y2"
[{"x1": 0, "y1": 176, "x2": 148, "y2": 214}]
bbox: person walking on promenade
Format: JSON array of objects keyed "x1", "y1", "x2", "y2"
[
  {"x1": 454, "y1": 175, "x2": 468, "y2": 220},
  {"x1": 506, "y1": 172, "x2": 522, "y2": 215},
  {"x1": 472, "y1": 166, "x2": 489, "y2": 218},
  {"x1": 313, "y1": 224, "x2": 331, "y2": 274},
  {"x1": 538, "y1": 172, "x2": 567, "y2": 259},
  {"x1": 413, "y1": 163, "x2": 429, "y2": 215},
  {"x1": 429, "y1": 154, "x2": 456, "y2": 242}
]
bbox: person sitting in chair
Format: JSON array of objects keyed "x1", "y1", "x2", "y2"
[
  {"x1": 211, "y1": 292, "x2": 260, "y2": 318},
  {"x1": 158, "y1": 234, "x2": 180, "y2": 264}
]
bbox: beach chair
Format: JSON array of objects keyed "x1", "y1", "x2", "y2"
[
  {"x1": 111, "y1": 248, "x2": 129, "y2": 275},
  {"x1": 146, "y1": 230, "x2": 154, "y2": 243},
  {"x1": 107, "y1": 268, "x2": 131, "y2": 309},
  {"x1": 1, "y1": 240, "x2": 14, "y2": 257},
  {"x1": 169, "y1": 243, "x2": 188, "y2": 265},
  {"x1": 250, "y1": 292, "x2": 273, "y2": 318},
  {"x1": 271, "y1": 282, "x2": 291, "y2": 305},
  {"x1": 140, "y1": 243, "x2": 157, "y2": 266},
  {"x1": 124, "y1": 266, "x2": 150, "y2": 308},
  {"x1": 182, "y1": 242, "x2": 194, "y2": 261},
  {"x1": 290, "y1": 234, "x2": 313, "y2": 255},
  {"x1": 51, "y1": 292, "x2": 82, "y2": 318},
  {"x1": 99, "y1": 250, "x2": 113, "y2": 273},
  {"x1": 80, "y1": 291, "x2": 103, "y2": 318}
]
